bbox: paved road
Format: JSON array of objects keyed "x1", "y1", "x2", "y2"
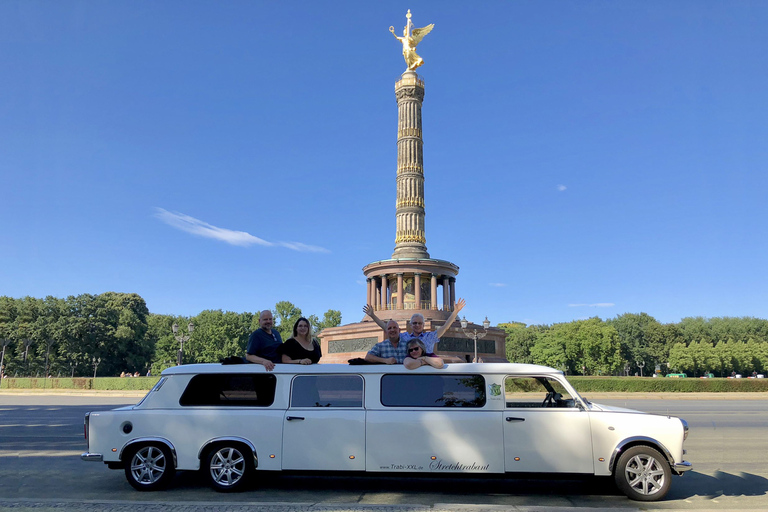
[{"x1": 0, "y1": 394, "x2": 766, "y2": 511}]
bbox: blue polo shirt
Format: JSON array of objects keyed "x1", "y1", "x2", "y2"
[{"x1": 246, "y1": 328, "x2": 283, "y2": 363}]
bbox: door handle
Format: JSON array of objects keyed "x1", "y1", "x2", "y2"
[
  {"x1": 286, "y1": 416, "x2": 305, "y2": 421},
  {"x1": 506, "y1": 417, "x2": 525, "y2": 422}
]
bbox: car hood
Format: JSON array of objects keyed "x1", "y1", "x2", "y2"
[{"x1": 587, "y1": 402, "x2": 643, "y2": 413}]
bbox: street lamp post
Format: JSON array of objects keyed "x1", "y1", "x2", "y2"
[
  {"x1": 459, "y1": 316, "x2": 491, "y2": 363},
  {"x1": 637, "y1": 361, "x2": 645, "y2": 378},
  {"x1": 172, "y1": 322, "x2": 194, "y2": 366},
  {"x1": 92, "y1": 357, "x2": 101, "y2": 379}
]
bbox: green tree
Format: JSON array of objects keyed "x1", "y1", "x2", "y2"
[
  {"x1": 273, "y1": 301, "x2": 303, "y2": 341},
  {"x1": 608, "y1": 312, "x2": 661, "y2": 374},
  {"x1": 668, "y1": 342, "x2": 694, "y2": 375},
  {"x1": 501, "y1": 322, "x2": 545, "y2": 364},
  {"x1": 312, "y1": 310, "x2": 342, "y2": 335},
  {"x1": 529, "y1": 318, "x2": 622, "y2": 375}
]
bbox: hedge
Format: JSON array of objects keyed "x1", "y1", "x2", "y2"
[
  {"x1": 3, "y1": 375, "x2": 768, "y2": 393},
  {"x1": 0, "y1": 377, "x2": 160, "y2": 391},
  {"x1": 566, "y1": 376, "x2": 768, "y2": 393}
]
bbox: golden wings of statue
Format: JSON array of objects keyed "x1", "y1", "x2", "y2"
[{"x1": 389, "y1": 9, "x2": 434, "y2": 71}]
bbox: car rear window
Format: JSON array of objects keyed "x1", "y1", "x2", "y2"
[
  {"x1": 180, "y1": 374, "x2": 276, "y2": 407},
  {"x1": 381, "y1": 374, "x2": 486, "y2": 407}
]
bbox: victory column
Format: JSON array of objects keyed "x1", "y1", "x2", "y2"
[{"x1": 318, "y1": 11, "x2": 506, "y2": 363}]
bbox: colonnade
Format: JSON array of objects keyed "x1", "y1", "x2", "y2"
[{"x1": 366, "y1": 273, "x2": 457, "y2": 312}]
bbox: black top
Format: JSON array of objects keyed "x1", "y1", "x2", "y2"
[{"x1": 277, "y1": 338, "x2": 322, "y2": 364}]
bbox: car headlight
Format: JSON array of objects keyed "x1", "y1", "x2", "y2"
[{"x1": 680, "y1": 418, "x2": 689, "y2": 441}]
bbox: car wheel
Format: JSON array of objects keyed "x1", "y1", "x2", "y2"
[
  {"x1": 124, "y1": 443, "x2": 175, "y2": 491},
  {"x1": 614, "y1": 445, "x2": 671, "y2": 501},
  {"x1": 205, "y1": 444, "x2": 253, "y2": 492}
]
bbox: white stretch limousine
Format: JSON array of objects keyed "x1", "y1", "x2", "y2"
[{"x1": 82, "y1": 363, "x2": 691, "y2": 501}]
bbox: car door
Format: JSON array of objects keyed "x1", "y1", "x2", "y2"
[
  {"x1": 366, "y1": 373, "x2": 504, "y2": 473},
  {"x1": 503, "y1": 376, "x2": 594, "y2": 474},
  {"x1": 281, "y1": 374, "x2": 366, "y2": 471}
]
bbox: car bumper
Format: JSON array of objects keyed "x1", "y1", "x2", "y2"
[
  {"x1": 673, "y1": 460, "x2": 692, "y2": 474},
  {"x1": 81, "y1": 452, "x2": 103, "y2": 462}
]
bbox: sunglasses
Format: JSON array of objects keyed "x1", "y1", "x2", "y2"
[{"x1": 408, "y1": 347, "x2": 422, "y2": 353}]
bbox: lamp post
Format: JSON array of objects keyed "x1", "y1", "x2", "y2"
[
  {"x1": 172, "y1": 322, "x2": 194, "y2": 366},
  {"x1": 0, "y1": 339, "x2": 11, "y2": 386},
  {"x1": 459, "y1": 316, "x2": 491, "y2": 363},
  {"x1": 92, "y1": 357, "x2": 101, "y2": 379},
  {"x1": 637, "y1": 361, "x2": 645, "y2": 378}
]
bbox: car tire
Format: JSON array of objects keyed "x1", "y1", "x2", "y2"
[
  {"x1": 614, "y1": 445, "x2": 671, "y2": 501},
  {"x1": 124, "y1": 443, "x2": 176, "y2": 491},
  {"x1": 204, "y1": 444, "x2": 253, "y2": 492}
]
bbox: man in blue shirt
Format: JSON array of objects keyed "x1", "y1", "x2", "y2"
[
  {"x1": 245, "y1": 310, "x2": 282, "y2": 371},
  {"x1": 365, "y1": 319, "x2": 409, "y2": 364},
  {"x1": 363, "y1": 298, "x2": 465, "y2": 354}
]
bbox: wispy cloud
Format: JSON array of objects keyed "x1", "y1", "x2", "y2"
[
  {"x1": 557, "y1": 184, "x2": 567, "y2": 192},
  {"x1": 489, "y1": 282, "x2": 507, "y2": 287},
  {"x1": 154, "y1": 208, "x2": 329, "y2": 253},
  {"x1": 568, "y1": 303, "x2": 615, "y2": 308}
]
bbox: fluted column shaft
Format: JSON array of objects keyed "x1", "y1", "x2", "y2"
[{"x1": 393, "y1": 71, "x2": 429, "y2": 259}]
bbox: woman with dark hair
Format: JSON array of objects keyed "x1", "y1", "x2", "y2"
[
  {"x1": 403, "y1": 338, "x2": 444, "y2": 370},
  {"x1": 278, "y1": 317, "x2": 322, "y2": 365}
]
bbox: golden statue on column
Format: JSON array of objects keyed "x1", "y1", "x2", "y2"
[{"x1": 389, "y1": 10, "x2": 434, "y2": 71}]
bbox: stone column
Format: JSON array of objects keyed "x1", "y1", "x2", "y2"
[
  {"x1": 397, "y1": 273, "x2": 404, "y2": 310},
  {"x1": 366, "y1": 278, "x2": 372, "y2": 307},
  {"x1": 430, "y1": 273, "x2": 438, "y2": 310},
  {"x1": 374, "y1": 278, "x2": 380, "y2": 310},
  {"x1": 392, "y1": 71, "x2": 429, "y2": 259},
  {"x1": 381, "y1": 275, "x2": 389, "y2": 310},
  {"x1": 449, "y1": 278, "x2": 456, "y2": 309},
  {"x1": 414, "y1": 273, "x2": 421, "y2": 310}
]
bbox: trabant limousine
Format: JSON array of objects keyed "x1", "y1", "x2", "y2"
[{"x1": 81, "y1": 362, "x2": 691, "y2": 501}]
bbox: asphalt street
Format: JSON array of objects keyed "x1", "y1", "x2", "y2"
[{"x1": 0, "y1": 393, "x2": 766, "y2": 511}]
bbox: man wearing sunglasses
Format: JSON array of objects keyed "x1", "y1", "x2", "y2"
[{"x1": 364, "y1": 319, "x2": 409, "y2": 364}]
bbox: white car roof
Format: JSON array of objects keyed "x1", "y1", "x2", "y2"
[{"x1": 161, "y1": 362, "x2": 562, "y2": 376}]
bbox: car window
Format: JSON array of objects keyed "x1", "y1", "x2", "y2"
[
  {"x1": 179, "y1": 374, "x2": 276, "y2": 407},
  {"x1": 505, "y1": 376, "x2": 577, "y2": 408},
  {"x1": 381, "y1": 374, "x2": 486, "y2": 407},
  {"x1": 291, "y1": 375, "x2": 363, "y2": 408}
]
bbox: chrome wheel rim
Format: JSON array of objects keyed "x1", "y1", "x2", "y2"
[
  {"x1": 130, "y1": 446, "x2": 167, "y2": 485},
  {"x1": 624, "y1": 453, "x2": 666, "y2": 496},
  {"x1": 209, "y1": 447, "x2": 246, "y2": 487}
]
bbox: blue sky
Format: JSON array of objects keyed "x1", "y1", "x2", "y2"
[{"x1": 2, "y1": 1, "x2": 767, "y2": 327}]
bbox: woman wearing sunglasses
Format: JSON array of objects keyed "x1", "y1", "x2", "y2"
[{"x1": 403, "y1": 339, "x2": 444, "y2": 370}]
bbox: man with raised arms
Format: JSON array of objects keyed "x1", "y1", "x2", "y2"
[
  {"x1": 364, "y1": 319, "x2": 409, "y2": 364},
  {"x1": 363, "y1": 298, "x2": 465, "y2": 355}
]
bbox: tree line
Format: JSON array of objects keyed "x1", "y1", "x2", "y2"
[
  {"x1": 0, "y1": 294, "x2": 341, "y2": 378},
  {"x1": 502, "y1": 313, "x2": 768, "y2": 377}
]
